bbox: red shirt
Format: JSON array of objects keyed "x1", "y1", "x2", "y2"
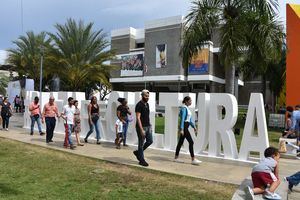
[{"x1": 29, "y1": 102, "x2": 40, "y2": 116}]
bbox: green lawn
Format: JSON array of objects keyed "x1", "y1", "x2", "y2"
[{"x1": 0, "y1": 138, "x2": 236, "y2": 200}]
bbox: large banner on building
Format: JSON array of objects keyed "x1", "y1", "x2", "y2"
[
  {"x1": 120, "y1": 53, "x2": 144, "y2": 77},
  {"x1": 156, "y1": 44, "x2": 167, "y2": 68},
  {"x1": 188, "y1": 49, "x2": 209, "y2": 74}
]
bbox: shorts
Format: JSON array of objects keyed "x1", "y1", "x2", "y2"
[
  {"x1": 117, "y1": 132, "x2": 123, "y2": 138},
  {"x1": 251, "y1": 172, "x2": 278, "y2": 188}
]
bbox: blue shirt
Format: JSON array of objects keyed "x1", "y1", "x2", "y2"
[
  {"x1": 179, "y1": 106, "x2": 195, "y2": 130},
  {"x1": 291, "y1": 110, "x2": 300, "y2": 131}
]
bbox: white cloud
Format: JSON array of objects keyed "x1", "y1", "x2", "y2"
[{"x1": 0, "y1": 50, "x2": 8, "y2": 65}]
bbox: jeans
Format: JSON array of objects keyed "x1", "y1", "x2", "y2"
[
  {"x1": 175, "y1": 122, "x2": 195, "y2": 158},
  {"x1": 1, "y1": 114, "x2": 9, "y2": 129},
  {"x1": 30, "y1": 115, "x2": 42, "y2": 133},
  {"x1": 64, "y1": 124, "x2": 73, "y2": 146},
  {"x1": 123, "y1": 118, "x2": 129, "y2": 145},
  {"x1": 45, "y1": 117, "x2": 56, "y2": 142},
  {"x1": 85, "y1": 119, "x2": 100, "y2": 140},
  {"x1": 287, "y1": 171, "x2": 300, "y2": 186},
  {"x1": 136, "y1": 126, "x2": 153, "y2": 161}
]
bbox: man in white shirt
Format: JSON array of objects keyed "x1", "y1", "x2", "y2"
[{"x1": 61, "y1": 97, "x2": 76, "y2": 149}]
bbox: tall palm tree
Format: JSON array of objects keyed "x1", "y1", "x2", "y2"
[
  {"x1": 48, "y1": 19, "x2": 116, "y2": 91},
  {"x1": 181, "y1": 0, "x2": 280, "y2": 94},
  {"x1": 6, "y1": 31, "x2": 52, "y2": 90}
]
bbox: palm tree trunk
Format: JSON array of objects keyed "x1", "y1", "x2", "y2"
[{"x1": 225, "y1": 64, "x2": 235, "y2": 94}]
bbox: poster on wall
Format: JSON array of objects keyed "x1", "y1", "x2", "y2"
[
  {"x1": 156, "y1": 44, "x2": 167, "y2": 68},
  {"x1": 120, "y1": 53, "x2": 144, "y2": 76},
  {"x1": 188, "y1": 49, "x2": 209, "y2": 74}
]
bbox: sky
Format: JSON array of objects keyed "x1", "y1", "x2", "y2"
[{"x1": 0, "y1": 0, "x2": 299, "y2": 64}]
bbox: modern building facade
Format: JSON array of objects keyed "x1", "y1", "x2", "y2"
[{"x1": 110, "y1": 16, "x2": 272, "y2": 105}]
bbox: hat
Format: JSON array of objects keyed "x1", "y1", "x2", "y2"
[
  {"x1": 117, "y1": 97, "x2": 126, "y2": 103},
  {"x1": 141, "y1": 89, "x2": 149, "y2": 96}
]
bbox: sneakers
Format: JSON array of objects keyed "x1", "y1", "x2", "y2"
[
  {"x1": 5, "y1": 128, "x2": 8, "y2": 131},
  {"x1": 191, "y1": 158, "x2": 202, "y2": 165},
  {"x1": 244, "y1": 186, "x2": 254, "y2": 200},
  {"x1": 30, "y1": 132, "x2": 33, "y2": 135},
  {"x1": 39, "y1": 132, "x2": 45, "y2": 136},
  {"x1": 96, "y1": 140, "x2": 101, "y2": 145},
  {"x1": 133, "y1": 150, "x2": 140, "y2": 161},
  {"x1": 139, "y1": 160, "x2": 149, "y2": 167},
  {"x1": 84, "y1": 138, "x2": 88, "y2": 143},
  {"x1": 284, "y1": 177, "x2": 293, "y2": 192},
  {"x1": 173, "y1": 158, "x2": 184, "y2": 163},
  {"x1": 264, "y1": 190, "x2": 281, "y2": 200}
]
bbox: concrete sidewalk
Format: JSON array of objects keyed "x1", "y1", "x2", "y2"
[{"x1": 1, "y1": 114, "x2": 299, "y2": 199}]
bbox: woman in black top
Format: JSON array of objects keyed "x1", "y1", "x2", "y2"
[
  {"x1": 84, "y1": 96, "x2": 101, "y2": 144},
  {"x1": 117, "y1": 98, "x2": 132, "y2": 146},
  {"x1": 0, "y1": 97, "x2": 13, "y2": 131}
]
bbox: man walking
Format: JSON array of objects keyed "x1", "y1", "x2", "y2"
[
  {"x1": 133, "y1": 89, "x2": 153, "y2": 167},
  {"x1": 61, "y1": 97, "x2": 76, "y2": 149},
  {"x1": 29, "y1": 96, "x2": 44, "y2": 136},
  {"x1": 42, "y1": 96, "x2": 60, "y2": 143}
]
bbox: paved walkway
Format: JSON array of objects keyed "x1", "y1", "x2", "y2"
[{"x1": 1, "y1": 114, "x2": 299, "y2": 199}]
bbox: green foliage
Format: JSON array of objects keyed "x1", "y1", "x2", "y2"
[
  {"x1": 0, "y1": 73, "x2": 9, "y2": 95},
  {"x1": 181, "y1": 0, "x2": 283, "y2": 94},
  {"x1": 6, "y1": 31, "x2": 52, "y2": 90},
  {"x1": 48, "y1": 18, "x2": 117, "y2": 91}
]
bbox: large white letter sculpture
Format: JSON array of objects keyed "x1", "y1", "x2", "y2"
[
  {"x1": 208, "y1": 94, "x2": 238, "y2": 159},
  {"x1": 239, "y1": 93, "x2": 269, "y2": 160}
]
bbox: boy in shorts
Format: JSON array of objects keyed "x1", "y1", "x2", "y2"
[
  {"x1": 115, "y1": 116, "x2": 124, "y2": 149},
  {"x1": 245, "y1": 147, "x2": 281, "y2": 200}
]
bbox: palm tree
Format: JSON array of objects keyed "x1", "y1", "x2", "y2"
[
  {"x1": 0, "y1": 73, "x2": 9, "y2": 95},
  {"x1": 6, "y1": 31, "x2": 52, "y2": 90},
  {"x1": 181, "y1": 0, "x2": 280, "y2": 94},
  {"x1": 48, "y1": 19, "x2": 116, "y2": 91}
]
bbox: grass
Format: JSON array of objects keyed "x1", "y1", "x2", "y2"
[{"x1": 0, "y1": 138, "x2": 236, "y2": 200}]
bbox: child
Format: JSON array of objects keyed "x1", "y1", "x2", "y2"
[
  {"x1": 115, "y1": 116, "x2": 124, "y2": 149},
  {"x1": 245, "y1": 147, "x2": 281, "y2": 200}
]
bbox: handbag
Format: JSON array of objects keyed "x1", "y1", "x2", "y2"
[{"x1": 91, "y1": 114, "x2": 99, "y2": 121}]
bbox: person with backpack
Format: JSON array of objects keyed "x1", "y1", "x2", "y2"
[{"x1": 174, "y1": 96, "x2": 201, "y2": 165}]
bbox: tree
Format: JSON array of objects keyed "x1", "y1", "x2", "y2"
[
  {"x1": 0, "y1": 73, "x2": 9, "y2": 95},
  {"x1": 6, "y1": 31, "x2": 52, "y2": 90},
  {"x1": 181, "y1": 0, "x2": 280, "y2": 94},
  {"x1": 48, "y1": 19, "x2": 116, "y2": 91}
]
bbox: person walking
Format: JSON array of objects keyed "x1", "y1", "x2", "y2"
[
  {"x1": 0, "y1": 97, "x2": 12, "y2": 131},
  {"x1": 84, "y1": 96, "x2": 101, "y2": 144},
  {"x1": 61, "y1": 97, "x2": 76, "y2": 149},
  {"x1": 73, "y1": 100, "x2": 84, "y2": 146},
  {"x1": 117, "y1": 97, "x2": 132, "y2": 146},
  {"x1": 42, "y1": 96, "x2": 60, "y2": 143},
  {"x1": 174, "y1": 96, "x2": 201, "y2": 165},
  {"x1": 133, "y1": 89, "x2": 153, "y2": 167},
  {"x1": 29, "y1": 96, "x2": 45, "y2": 136}
]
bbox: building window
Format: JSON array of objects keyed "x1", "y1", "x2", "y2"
[{"x1": 136, "y1": 43, "x2": 144, "y2": 48}]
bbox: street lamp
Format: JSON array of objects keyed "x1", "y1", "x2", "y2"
[{"x1": 39, "y1": 46, "x2": 44, "y2": 100}]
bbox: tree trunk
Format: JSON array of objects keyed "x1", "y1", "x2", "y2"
[{"x1": 225, "y1": 64, "x2": 235, "y2": 94}]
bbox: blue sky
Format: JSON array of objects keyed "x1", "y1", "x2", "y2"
[{"x1": 0, "y1": 0, "x2": 299, "y2": 53}]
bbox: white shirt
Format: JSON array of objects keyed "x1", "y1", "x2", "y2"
[
  {"x1": 115, "y1": 119, "x2": 123, "y2": 133},
  {"x1": 183, "y1": 105, "x2": 192, "y2": 122},
  {"x1": 63, "y1": 105, "x2": 75, "y2": 125}
]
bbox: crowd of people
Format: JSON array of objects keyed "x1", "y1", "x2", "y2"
[
  {"x1": 1, "y1": 90, "x2": 299, "y2": 199},
  {"x1": 22, "y1": 89, "x2": 202, "y2": 167}
]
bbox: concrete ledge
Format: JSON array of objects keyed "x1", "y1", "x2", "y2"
[{"x1": 232, "y1": 177, "x2": 289, "y2": 200}]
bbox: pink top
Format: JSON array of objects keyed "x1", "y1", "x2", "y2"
[
  {"x1": 29, "y1": 102, "x2": 41, "y2": 116},
  {"x1": 43, "y1": 103, "x2": 59, "y2": 118}
]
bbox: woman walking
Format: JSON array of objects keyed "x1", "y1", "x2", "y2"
[
  {"x1": 174, "y1": 96, "x2": 201, "y2": 165},
  {"x1": 73, "y1": 100, "x2": 84, "y2": 146},
  {"x1": 0, "y1": 97, "x2": 13, "y2": 131},
  {"x1": 84, "y1": 96, "x2": 101, "y2": 144},
  {"x1": 117, "y1": 97, "x2": 132, "y2": 146}
]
